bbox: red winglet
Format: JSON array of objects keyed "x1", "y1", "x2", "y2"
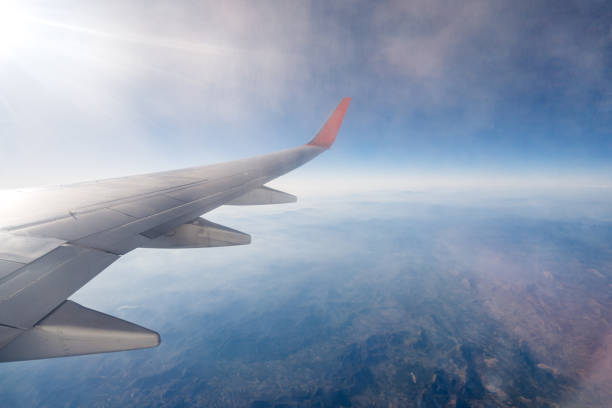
[{"x1": 307, "y1": 97, "x2": 351, "y2": 149}]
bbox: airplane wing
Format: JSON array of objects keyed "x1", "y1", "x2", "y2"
[{"x1": 0, "y1": 98, "x2": 351, "y2": 362}]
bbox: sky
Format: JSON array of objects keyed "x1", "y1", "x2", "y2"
[{"x1": 0, "y1": 0, "x2": 610, "y2": 191}]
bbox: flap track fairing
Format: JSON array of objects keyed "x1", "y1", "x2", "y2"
[
  {"x1": 0, "y1": 301, "x2": 159, "y2": 362},
  {"x1": 141, "y1": 217, "x2": 251, "y2": 249},
  {"x1": 226, "y1": 186, "x2": 297, "y2": 206}
]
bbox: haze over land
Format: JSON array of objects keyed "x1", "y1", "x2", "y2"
[{"x1": 1, "y1": 189, "x2": 611, "y2": 407}]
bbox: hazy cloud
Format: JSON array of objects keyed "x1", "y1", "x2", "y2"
[{"x1": 1, "y1": 0, "x2": 611, "y2": 188}]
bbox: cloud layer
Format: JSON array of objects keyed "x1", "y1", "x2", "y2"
[{"x1": 0, "y1": 0, "x2": 611, "y2": 188}]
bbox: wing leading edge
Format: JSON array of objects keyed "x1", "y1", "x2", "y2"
[{"x1": 0, "y1": 98, "x2": 351, "y2": 361}]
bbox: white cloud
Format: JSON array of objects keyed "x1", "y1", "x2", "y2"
[{"x1": 0, "y1": 1, "x2": 610, "y2": 188}]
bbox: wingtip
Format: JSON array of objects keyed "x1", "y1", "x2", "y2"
[{"x1": 308, "y1": 97, "x2": 351, "y2": 149}]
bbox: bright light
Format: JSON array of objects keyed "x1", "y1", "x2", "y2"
[{"x1": 0, "y1": 1, "x2": 33, "y2": 58}]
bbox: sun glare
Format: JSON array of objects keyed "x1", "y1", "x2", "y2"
[{"x1": 0, "y1": 1, "x2": 33, "y2": 58}]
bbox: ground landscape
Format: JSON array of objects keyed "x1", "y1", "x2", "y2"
[{"x1": 0, "y1": 191, "x2": 610, "y2": 407}]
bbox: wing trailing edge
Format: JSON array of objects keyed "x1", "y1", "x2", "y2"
[{"x1": 0, "y1": 300, "x2": 159, "y2": 362}]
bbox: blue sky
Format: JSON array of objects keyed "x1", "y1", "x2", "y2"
[{"x1": 0, "y1": 0, "x2": 611, "y2": 189}]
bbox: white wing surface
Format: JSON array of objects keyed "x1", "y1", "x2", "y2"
[{"x1": 0, "y1": 98, "x2": 351, "y2": 361}]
